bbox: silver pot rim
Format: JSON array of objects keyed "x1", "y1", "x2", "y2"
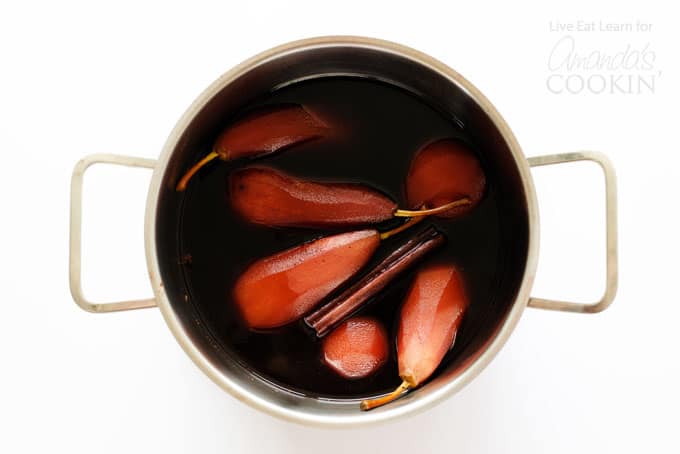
[{"x1": 143, "y1": 35, "x2": 540, "y2": 427}]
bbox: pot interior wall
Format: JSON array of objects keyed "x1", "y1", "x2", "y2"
[{"x1": 153, "y1": 44, "x2": 530, "y2": 417}]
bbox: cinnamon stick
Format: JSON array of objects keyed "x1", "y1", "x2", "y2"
[{"x1": 304, "y1": 226, "x2": 445, "y2": 337}]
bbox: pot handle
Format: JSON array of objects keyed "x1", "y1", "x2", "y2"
[
  {"x1": 69, "y1": 154, "x2": 158, "y2": 313},
  {"x1": 527, "y1": 151, "x2": 618, "y2": 313}
]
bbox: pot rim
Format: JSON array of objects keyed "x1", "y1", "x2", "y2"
[{"x1": 144, "y1": 35, "x2": 539, "y2": 427}]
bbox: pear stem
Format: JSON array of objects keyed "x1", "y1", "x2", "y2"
[
  {"x1": 379, "y1": 216, "x2": 425, "y2": 240},
  {"x1": 360, "y1": 380, "x2": 411, "y2": 411},
  {"x1": 393, "y1": 197, "x2": 471, "y2": 218},
  {"x1": 176, "y1": 151, "x2": 220, "y2": 191}
]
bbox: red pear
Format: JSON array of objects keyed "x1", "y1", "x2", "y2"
[
  {"x1": 233, "y1": 230, "x2": 380, "y2": 329},
  {"x1": 230, "y1": 166, "x2": 471, "y2": 229},
  {"x1": 405, "y1": 139, "x2": 486, "y2": 218},
  {"x1": 361, "y1": 263, "x2": 468, "y2": 410},
  {"x1": 397, "y1": 263, "x2": 468, "y2": 385},
  {"x1": 322, "y1": 317, "x2": 389, "y2": 379},
  {"x1": 177, "y1": 104, "x2": 328, "y2": 191},
  {"x1": 214, "y1": 104, "x2": 327, "y2": 161},
  {"x1": 230, "y1": 167, "x2": 397, "y2": 228}
]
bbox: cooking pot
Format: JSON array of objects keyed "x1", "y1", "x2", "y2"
[{"x1": 69, "y1": 36, "x2": 618, "y2": 427}]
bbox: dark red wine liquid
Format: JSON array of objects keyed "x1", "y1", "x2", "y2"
[{"x1": 178, "y1": 77, "x2": 504, "y2": 399}]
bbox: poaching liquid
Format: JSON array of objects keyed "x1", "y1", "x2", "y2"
[{"x1": 178, "y1": 77, "x2": 504, "y2": 399}]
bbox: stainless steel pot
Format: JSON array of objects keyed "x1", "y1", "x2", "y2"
[{"x1": 69, "y1": 36, "x2": 618, "y2": 427}]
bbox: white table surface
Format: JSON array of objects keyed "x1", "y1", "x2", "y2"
[{"x1": 1, "y1": 1, "x2": 678, "y2": 452}]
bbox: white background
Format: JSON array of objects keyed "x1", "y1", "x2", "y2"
[{"x1": 1, "y1": 1, "x2": 678, "y2": 453}]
